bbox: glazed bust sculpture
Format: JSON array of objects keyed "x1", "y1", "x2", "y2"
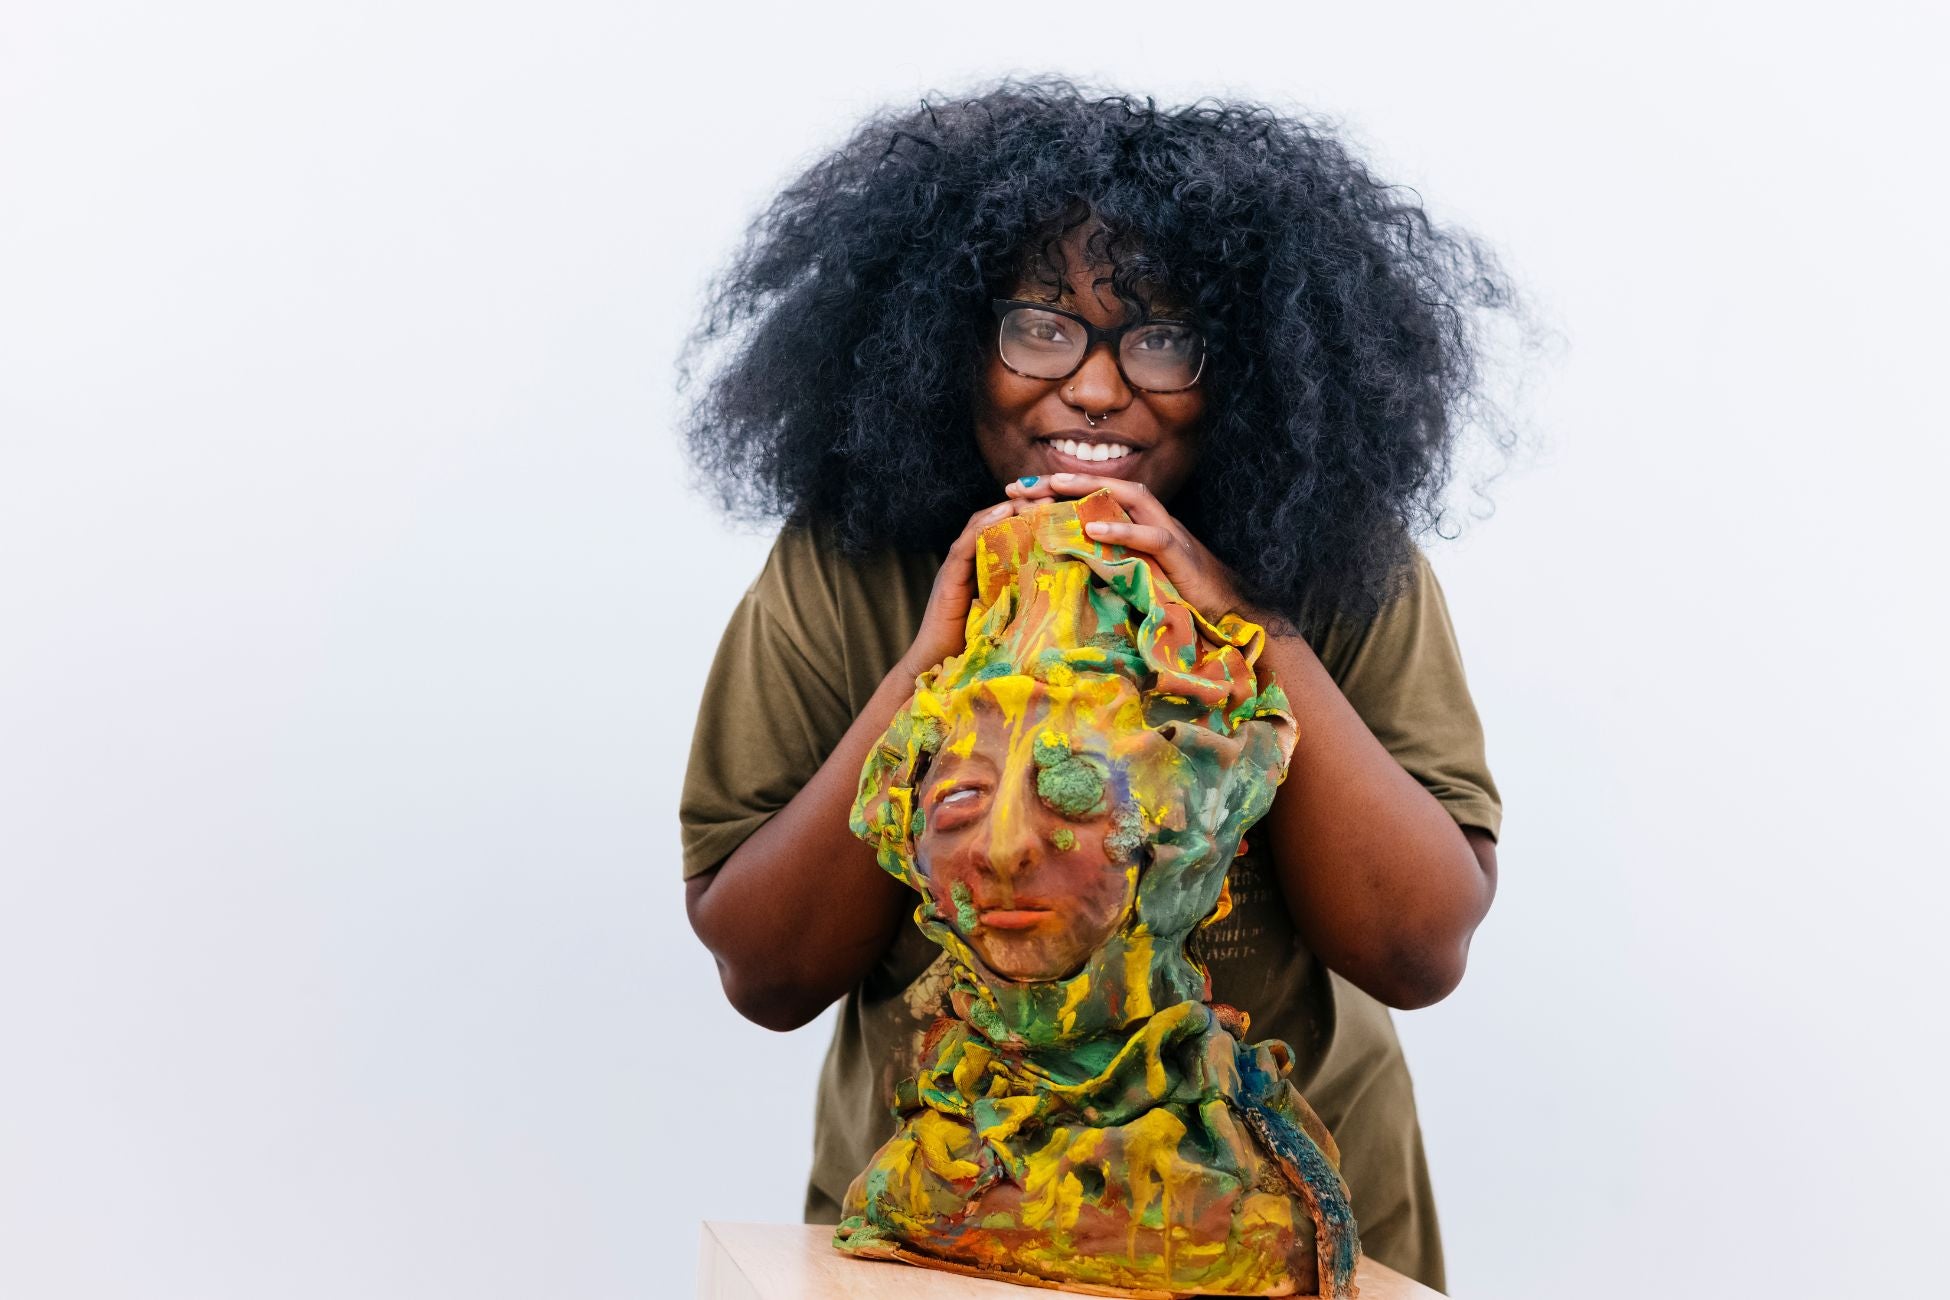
[{"x1": 836, "y1": 491, "x2": 1362, "y2": 1299}]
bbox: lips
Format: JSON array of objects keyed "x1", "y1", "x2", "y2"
[
  {"x1": 977, "y1": 908, "x2": 1055, "y2": 930},
  {"x1": 1037, "y1": 432, "x2": 1147, "y2": 474}
]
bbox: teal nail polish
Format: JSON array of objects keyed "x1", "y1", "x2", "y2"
[{"x1": 1019, "y1": 475, "x2": 1039, "y2": 487}]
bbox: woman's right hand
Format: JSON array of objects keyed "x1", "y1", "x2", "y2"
[{"x1": 898, "y1": 499, "x2": 1018, "y2": 679}]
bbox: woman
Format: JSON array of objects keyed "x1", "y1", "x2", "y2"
[{"x1": 678, "y1": 78, "x2": 1517, "y2": 1291}]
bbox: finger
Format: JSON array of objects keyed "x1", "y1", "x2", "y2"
[
  {"x1": 1003, "y1": 475, "x2": 1059, "y2": 501},
  {"x1": 1043, "y1": 473, "x2": 1173, "y2": 528},
  {"x1": 1081, "y1": 519, "x2": 1177, "y2": 555},
  {"x1": 948, "y1": 500, "x2": 1015, "y2": 555}
]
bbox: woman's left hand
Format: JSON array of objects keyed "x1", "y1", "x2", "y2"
[{"x1": 1004, "y1": 472, "x2": 1258, "y2": 623}]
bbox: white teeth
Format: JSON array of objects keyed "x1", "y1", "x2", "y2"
[{"x1": 1053, "y1": 440, "x2": 1131, "y2": 462}]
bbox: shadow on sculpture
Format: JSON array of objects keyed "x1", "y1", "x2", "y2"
[{"x1": 835, "y1": 491, "x2": 1362, "y2": 1299}]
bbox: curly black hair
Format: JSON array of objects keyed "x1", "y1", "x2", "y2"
[{"x1": 680, "y1": 77, "x2": 1523, "y2": 634}]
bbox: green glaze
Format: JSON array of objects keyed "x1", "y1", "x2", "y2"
[
  {"x1": 950, "y1": 881, "x2": 979, "y2": 933},
  {"x1": 1032, "y1": 734, "x2": 1107, "y2": 817}
]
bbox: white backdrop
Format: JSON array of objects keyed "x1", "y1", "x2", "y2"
[{"x1": 3, "y1": 3, "x2": 1945, "y2": 1297}]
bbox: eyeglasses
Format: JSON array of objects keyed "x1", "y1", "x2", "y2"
[{"x1": 989, "y1": 299, "x2": 1207, "y2": 393}]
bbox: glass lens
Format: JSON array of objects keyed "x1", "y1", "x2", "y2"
[
  {"x1": 998, "y1": 307, "x2": 1086, "y2": 379},
  {"x1": 1119, "y1": 321, "x2": 1202, "y2": 390}
]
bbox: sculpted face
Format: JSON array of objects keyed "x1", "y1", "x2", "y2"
[
  {"x1": 915, "y1": 688, "x2": 1143, "y2": 983},
  {"x1": 841, "y1": 494, "x2": 1345, "y2": 1300}
]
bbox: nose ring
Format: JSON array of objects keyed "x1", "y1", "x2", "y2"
[{"x1": 1067, "y1": 385, "x2": 1106, "y2": 430}]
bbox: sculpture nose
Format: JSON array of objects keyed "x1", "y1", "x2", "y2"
[{"x1": 983, "y1": 795, "x2": 1041, "y2": 900}]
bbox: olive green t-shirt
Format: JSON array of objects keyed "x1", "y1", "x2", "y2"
[{"x1": 679, "y1": 524, "x2": 1501, "y2": 1293}]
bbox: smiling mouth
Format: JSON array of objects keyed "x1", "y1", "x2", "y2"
[
  {"x1": 1039, "y1": 435, "x2": 1144, "y2": 470},
  {"x1": 978, "y1": 908, "x2": 1055, "y2": 930}
]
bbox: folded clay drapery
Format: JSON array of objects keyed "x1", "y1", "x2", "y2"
[{"x1": 835, "y1": 491, "x2": 1362, "y2": 1299}]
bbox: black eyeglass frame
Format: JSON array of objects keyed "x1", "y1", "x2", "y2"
[{"x1": 988, "y1": 299, "x2": 1208, "y2": 393}]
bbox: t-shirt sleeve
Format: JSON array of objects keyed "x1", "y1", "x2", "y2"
[
  {"x1": 677, "y1": 530, "x2": 858, "y2": 881},
  {"x1": 1314, "y1": 550, "x2": 1503, "y2": 841}
]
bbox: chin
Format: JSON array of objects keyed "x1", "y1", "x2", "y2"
[{"x1": 975, "y1": 940, "x2": 1091, "y2": 985}]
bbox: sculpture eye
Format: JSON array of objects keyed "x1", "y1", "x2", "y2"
[
  {"x1": 930, "y1": 783, "x2": 990, "y2": 829},
  {"x1": 1034, "y1": 750, "x2": 1110, "y2": 820}
]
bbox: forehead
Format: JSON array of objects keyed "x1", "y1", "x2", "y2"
[
  {"x1": 1008, "y1": 220, "x2": 1176, "y2": 313},
  {"x1": 926, "y1": 679, "x2": 1146, "y2": 764}
]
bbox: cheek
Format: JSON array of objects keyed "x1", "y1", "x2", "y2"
[
  {"x1": 976, "y1": 353, "x2": 1057, "y2": 421},
  {"x1": 916, "y1": 834, "x2": 975, "y2": 900},
  {"x1": 1048, "y1": 845, "x2": 1134, "y2": 916},
  {"x1": 916, "y1": 831, "x2": 950, "y2": 876},
  {"x1": 1134, "y1": 396, "x2": 1205, "y2": 496},
  {"x1": 973, "y1": 377, "x2": 1055, "y2": 480},
  {"x1": 1151, "y1": 393, "x2": 1205, "y2": 444}
]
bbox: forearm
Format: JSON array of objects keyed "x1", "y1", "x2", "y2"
[
  {"x1": 685, "y1": 662, "x2": 921, "y2": 1031},
  {"x1": 1254, "y1": 628, "x2": 1497, "y2": 1009}
]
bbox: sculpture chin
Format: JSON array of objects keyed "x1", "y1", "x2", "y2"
[{"x1": 964, "y1": 913, "x2": 1118, "y2": 984}]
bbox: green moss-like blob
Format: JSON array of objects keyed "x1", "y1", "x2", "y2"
[
  {"x1": 1033, "y1": 735, "x2": 1107, "y2": 817},
  {"x1": 1050, "y1": 827, "x2": 1076, "y2": 852},
  {"x1": 951, "y1": 881, "x2": 980, "y2": 932},
  {"x1": 967, "y1": 996, "x2": 1008, "y2": 1043}
]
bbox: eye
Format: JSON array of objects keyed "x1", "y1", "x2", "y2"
[
  {"x1": 928, "y1": 782, "x2": 991, "y2": 829},
  {"x1": 1003, "y1": 307, "x2": 1076, "y2": 352},
  {"x1": 1129, "y1": 323, "x2": 1195, "y2": 354}
]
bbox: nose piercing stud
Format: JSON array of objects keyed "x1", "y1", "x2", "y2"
[{"x1": 1065, "y1": 383, "x2": 1106, "y2": 429}]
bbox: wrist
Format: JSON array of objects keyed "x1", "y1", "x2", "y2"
[
  {"x1": 886, "y1": 652, "x2": 932, "y2": 692},
  {"x1": 1233, "y1": 594, "x2": 1304, "y2": 645},
  {"x1": 895, "y1": 629, "x2": 965, "y2": 685},
  {"x1": 1222, "y1": 591, "x2": 1280, "y2": 635}
]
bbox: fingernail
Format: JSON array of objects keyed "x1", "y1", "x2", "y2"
[
  {"x1": 986, "y1": 504, "x2": 1010, "y2": 519},
  {"x1": 1018, "y1": 475, "x2": 1039, "y2": 487}
]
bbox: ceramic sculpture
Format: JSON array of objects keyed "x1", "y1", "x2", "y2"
[{"x1": 835, "y1": 490, "x2": 1362, "y2": 1298}]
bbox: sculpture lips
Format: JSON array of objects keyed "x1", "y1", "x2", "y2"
[{"x1": 978, "y1": 908, "x2": 1054, "y2": 930}]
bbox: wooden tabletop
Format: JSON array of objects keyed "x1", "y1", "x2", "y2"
[{"x1": 699, "y1": 1221, "x2": 1444, "y2": 1299}]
